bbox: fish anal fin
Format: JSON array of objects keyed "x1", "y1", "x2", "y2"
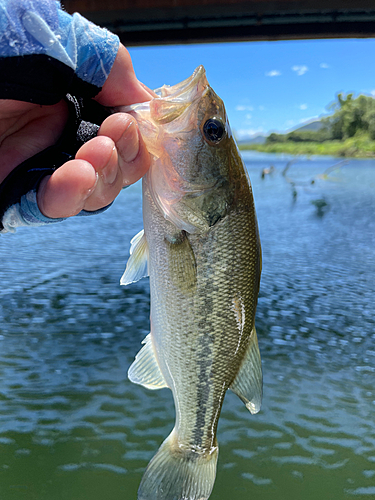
[
  {"x1": 230, "y1": 326, "x2": 263, "y2": 414},
  {"x1": 128, "y1": 334, "x2": 168, "y2": 390},
  {"x1": 121, "y1": 229, "x2": 149, "y2": 286}
]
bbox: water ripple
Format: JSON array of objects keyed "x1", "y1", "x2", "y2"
[{"x1": 0, "y1": 159, "x2": 374, "y2": 499}]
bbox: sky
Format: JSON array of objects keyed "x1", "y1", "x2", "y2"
[{"x1": 128, "y1": 38, "x2": 375, "y2": 139}]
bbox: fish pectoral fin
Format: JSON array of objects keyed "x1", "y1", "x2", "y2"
[
  {"x1": 128, "y1": 334, "x2": 168, "y2": 390},
  {"x1": 120, "y1": 229, "x2": 149, "y2": 285},
  {"x1": 230, "y1": 326, "x2": 263, "y2": 414},
  {"x1": 165, "y1": 232, "x2": 197, "y2": 294}
]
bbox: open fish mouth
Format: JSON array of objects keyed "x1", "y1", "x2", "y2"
[
  {"x1": 148, "y1": 66, "x2": 209, "y2": 126},
  {"x1": 120, "y1": 65, "x2": 207, "y2": 118},
  {"x1": 119, "y1": 66, "x2": 209, "y2": 136},
  {"x1": 153, "y1": 65, "x2": 208, "y2": 100}
]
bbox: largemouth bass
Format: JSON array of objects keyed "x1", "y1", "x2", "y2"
[{"x1": 121, "y1": 66, "x2": 262, "y2": 500}]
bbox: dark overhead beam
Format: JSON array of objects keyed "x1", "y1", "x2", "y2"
[{"x1": 62, "y1": 1, "x2": 375, "y2": 45}]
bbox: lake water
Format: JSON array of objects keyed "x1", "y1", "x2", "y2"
[{"x1": 0, "y1": 152, "x2": 374, "y2": 500}]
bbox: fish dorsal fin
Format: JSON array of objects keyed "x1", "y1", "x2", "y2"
[
  {"x1": 120, "y1": 229, "x2": 149, "y2": 285},
  {"x1": 128, "y1": 334, "x2": 168, "y2": 390},
  {"x1": 230, "y1": 326, "x2": 263, "y2": 414}
]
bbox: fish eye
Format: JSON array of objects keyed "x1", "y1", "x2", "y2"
[{"x1": 203, "y1": 118, "x2": 225, "y2": 144}]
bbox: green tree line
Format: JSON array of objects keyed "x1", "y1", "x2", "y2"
[{"x1": 266, "y1": 93, "x2": 375, "y2": 144}]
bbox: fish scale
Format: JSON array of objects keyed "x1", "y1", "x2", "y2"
[{"x1": 121, "y1": 65, "x2": 262, "y2": 500}]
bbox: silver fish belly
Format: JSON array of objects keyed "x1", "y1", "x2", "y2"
[{"x1": 121, "y1": 66, "x2": 262, "y2": 500}]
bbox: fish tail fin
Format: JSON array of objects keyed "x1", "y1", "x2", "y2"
[{"x1": 138, "y1": 429, "x2": 218, "y2": 500}]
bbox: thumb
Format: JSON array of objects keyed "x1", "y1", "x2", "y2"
[{"x1": 95, "y1": 44, "x2": 154, "y2": 107}]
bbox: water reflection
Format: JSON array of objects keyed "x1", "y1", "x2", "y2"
[{"x1": 0, "y1": 154, "x2": 374, "y2": 499}]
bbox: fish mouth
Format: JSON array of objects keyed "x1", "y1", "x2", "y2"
[
  {"x1": 118, "y1": 66, "x2": 208, "y2": 119},
  {"x1": 148, "y1": 66, "x2": 209, "y2": 125},
  {"x1": 153, "y1": 65, "x2": 208, "y2": 100},
  {"x1": 120, "y1": 66, "x2": 209, "y2": 128},
  {"x1": 119, "y1": 66, "x2": 211, "y2": 154}
]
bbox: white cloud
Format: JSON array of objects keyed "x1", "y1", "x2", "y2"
[
  {"x1": 245, "y1": 113, "x2": 252, "y2": 120},
  {"x1": 371, "y1": 89, "x2": 375, "y2": 96},
  {"x1": 258, "y1": 105, "x2": 265, "y2": 111},
  {"x1": 292, "y1": 65, "x2": 308, "y2": 76},
  {"x1": 299, "y1": 104, "x2": 308, "y2": 110},
  {"x1": 235, "y1": 105, "x2": 254, "y2": 111},
  {"x1": 320, "y1": 63, "x2": 330, "y2": 69},
  {"x1": 266, "y1": 70, "x2": 281, "y2": 77}
]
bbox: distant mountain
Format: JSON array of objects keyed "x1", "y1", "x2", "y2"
[
  {"x1": 236, "y1": 134, "x2": 266, "y2": 144},
  {"x1": 235, "y1": 120, "x2": 323, "y2": 144},
  {"x1": 292, "y1": 120, "x2": 323, "y2": 132}
]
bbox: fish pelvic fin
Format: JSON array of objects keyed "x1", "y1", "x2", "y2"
[
  {"x1": 128, "y1": 334, "x2": 168, "y2": 390},
  {"x1": 230, "y1": 326, "x2": 263, "y2": 414},
  {"x1": 120, "y1": 229, "x2": 149, "y2": 285},
  {"x1": 138, "y1": 430, "x2": 218, "y2": 500}
]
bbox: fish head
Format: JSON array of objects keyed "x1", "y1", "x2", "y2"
[{"x1": 128, "y1": 66, "x2": 245, "y2": 233}]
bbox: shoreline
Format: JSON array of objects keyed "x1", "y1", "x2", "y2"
[{"x1": 238, "y1": 140, "x2": 375, "y2": 158}]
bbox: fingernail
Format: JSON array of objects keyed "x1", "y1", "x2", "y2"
[
  {"x1": 118, "y1": 120, "x2": 140, "y2": 163},
  {"x1": 102, "y1": 147, "x2": 118, "y2": 184},
  {"x1": 83, "y1": 172, "x2": 99, "y2": 199}
]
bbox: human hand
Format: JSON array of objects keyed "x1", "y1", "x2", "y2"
[{"x1": 0, "y1": 45, "x2": 154, "y2": 219}]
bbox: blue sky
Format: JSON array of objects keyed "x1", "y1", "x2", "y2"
[{"x1": 129, "y1": 38, "x2": 375, "y2": 138}]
